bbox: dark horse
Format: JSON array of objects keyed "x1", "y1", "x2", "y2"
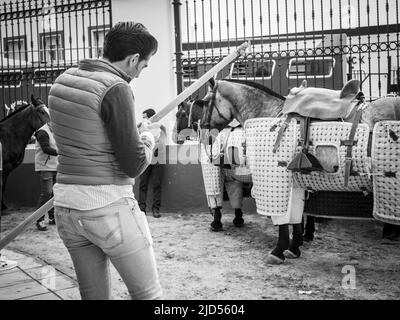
[{"x1": 0, "y1": 95, "x2": 50, "y2": 211}]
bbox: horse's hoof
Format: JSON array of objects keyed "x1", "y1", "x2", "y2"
[
  {"x1": 283, "y1": 249, "x2": 301, "y2": 259},
  {"x1": 233, "y1": 217, "x2": 244, "y2": 227},
  {"x1": 303, "y1": 233, "x2": 314, "y2": 242},
  {"x1": 210, "y1": 221, "x2": 223, "y2": 232},
  {"x1": 266, "y1": 253, "x2": 284, "y2": 265}
]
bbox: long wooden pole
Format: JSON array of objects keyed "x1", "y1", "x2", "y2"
[
  {"x1": 0, "y1": 42, "x2": 249, "y2": 251},
  {"x1": 149, "y1": 42, "x2": 249, "y2": 123}
]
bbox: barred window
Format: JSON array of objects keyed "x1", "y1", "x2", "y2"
[
  {"x1": 288, "y1": 57, "x2": 335, "y2": 78},
  {"x1": 230, "y1": 59, "x2": 275, "y2": 79}
]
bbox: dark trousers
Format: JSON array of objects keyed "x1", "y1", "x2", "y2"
[
  {"x1": 37, "y1": 171, "x2": 56, "y2": 222},
  {"x1": 139, "y1": 164, "x2": 164, "y2": 211}
]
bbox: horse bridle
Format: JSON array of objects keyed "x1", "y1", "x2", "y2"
[{"x1": 202, "y1": 80, "x2": 232, "y2": 129}]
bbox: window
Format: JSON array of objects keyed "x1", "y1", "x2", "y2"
[
  {"x1": 33, "y1": 68, "x2": 66, "y2": 86},
  {"x1": 3, "y1": 36, "x2": 27, "y2": 61},
  {"x1": 39, "y1": 31, "x2": 65, "y2": 63},
  {"x1": 230, "y1": 59, "x2": 275, "y2": 79},
  {"x1": 88, "y1": 25, "x2": 110, "y2": 58},
  {"x1": 287, "y1": 57, "x2": 335, "y2": 78},
  {"x1": 183, "y1": 63, "x2": 199, "y2": 80},
  {"x1": 0, "y1": 70, "x2": 23, "y2": 88}
]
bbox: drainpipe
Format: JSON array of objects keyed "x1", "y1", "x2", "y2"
[{"x1": 172, "y1": 0, "x2": 183, "y2": 94}]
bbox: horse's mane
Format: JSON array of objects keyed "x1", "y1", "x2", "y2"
[
  {"x1": 224, "y1": 79, "x2": 286, "y2": 101},
  {"x1": 0, "y1": 103, "x2": 30, "y2": 122}
]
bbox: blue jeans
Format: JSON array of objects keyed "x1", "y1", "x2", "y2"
[{"x1": 54, "y1": 197, "x2": 162, "y2": 300}]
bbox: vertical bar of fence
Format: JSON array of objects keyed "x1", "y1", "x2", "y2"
[
  {"x1": 15, "y1": 0, "x2": 23, "y2": 102},
  {"x1": 267, "y1": 0, "x2": 273, "y2": 90},
  {"x1": 68, "y1": 0, "x2": 73, "y2": 66},
  {"x1": 294, "y1": 0, "x2": 299, "y2": 87},
  {"x1": 54, "y1": 0, "x2": 60, "y2": 89},
  {"x1": 397, "y1": 0, "x2": 400, "y2": 94},
  {"x1": 209, "y1": 0, "x2": 214, "y2": 65},
  {"x1": 347, "y1": 0, "x2": 353, "y2": 81},
  {"x1": 357, "y1": 0, "x2": 362, "y2": 92},
  {"x1": 312, "y1": 0, "x2": 317, "y2": 87},
  {"x1": 94, "y1": 1, "x2": 99, "y2": 58},
  {"x1": 376, "y1": 0, "x2": 381, "y2": 97},
  {"x1": 329, "y1": 0, "x2": 335, "y2": 90},
  {"x1": 61, "y1": 0, "x2": 67, "y2": 71},
  {"x1": 367, "y1": 0, "x2": 372, "y2": 98},
  {"x1": 338, "y1": 0, "x2": 344, "y2": 89},
  {"x1": 183, "y1": 0, "x2": 190, "y2": 88},
  {"x1": 225, "y1": 0, "x2": 230, "y2": 55},
  {"x1": 386, "y1": 0, "x2": 390, "y2": 94},
  {"x1": 320, "y1": 0, "x2": 326, "y2": 88},
  {"x1": 22, "y1": 0, "x2": 29, "y2": 101},
  {"x1": 276, "y1": 0, "x2": 282, "y2": 94},
  {"x1": 0, "y1": 4, "x2": 5, "y2": 113},
  {"x1": 233, "y1": 0, "x2": 238, "y2": 76},
  {"x1": 173, "y1": 0, "x2": 184, "y2": 94},
  {"x1": 217, "y1": 0, "x2": 222, "y2": 60},
  {"x1": 74, "y1": 0, "x2": 79, "y2": 65},
  {"x1": 259, "y1": 0, "x2": 264, "y2": 85},
  {"x1": 284, "y1": 0, "x2": 289, "y2": 90}
]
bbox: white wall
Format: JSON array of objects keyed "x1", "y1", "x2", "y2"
[{"x1": 112, "y1": 0, "x2": 178, "y2": 144}]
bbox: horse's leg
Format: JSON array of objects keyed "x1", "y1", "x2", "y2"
[
  {"x1": 233, "y1": 208, "x2": 244, "y2": 227},
  {"x1": 210, "y1": 207, "x2": 223, "y2": 231},
  {"x1": 1, "y1": 172, "x2": 9, "y2": 212},
  {"x1": 268, "y1": 224, "x2": 289, "y2": 264},
  {"x1": 304, "y1": 215, "x2": 315, "y2": 241},
  {"x1": 224, "y1": 177, "x2": 244, "y2": 227},
  {"x1": 284, "y1": 223, "x2": 304, "y2": 259}
]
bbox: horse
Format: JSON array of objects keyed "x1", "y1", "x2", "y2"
[
  {"x1": 0, "y1": 95, "x2": 50, "y2": 211},
  {"x1": 196, "y1": 78, "x2": 400, "y2": 264},
  {"x1": 174, "y1": 100, "x2": 253, "y2": 231}
]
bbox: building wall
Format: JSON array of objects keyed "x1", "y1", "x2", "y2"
[{"x1": 113, "y1": 0, "x2": 178, "y2": 144}]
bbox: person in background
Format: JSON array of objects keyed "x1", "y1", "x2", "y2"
[
  {"x1": 48, "y1": 21, "x2": 162, "y2": 300},
  {"x1": 138, "y1": 108, "x2": 167, "y2": 218},
  {"x1": 34, "y1": 121, "x2": 58, "y2": 231}
]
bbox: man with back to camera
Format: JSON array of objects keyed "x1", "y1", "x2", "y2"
[{"x1": 48, "y1": 21, "x2": 163, "y2": 300}]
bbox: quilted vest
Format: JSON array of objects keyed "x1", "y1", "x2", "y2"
[
  {"x1": 48, "y1": 59, "x2": 134, "y2": 185},
  {"x1": 34, "y1": 123, "x2": 58, "y2": 171}
]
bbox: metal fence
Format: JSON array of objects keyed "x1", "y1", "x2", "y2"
[
  {"x1": 175, "y1": 0, "x2": 400, "y2": 101},
  {"x1": 0, "y1": 0, "x2": 112, "y2": 118}
]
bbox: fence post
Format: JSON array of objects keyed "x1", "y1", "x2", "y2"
[{"x1": 172, "y1": 0, "x2": 184, "y2": 94}]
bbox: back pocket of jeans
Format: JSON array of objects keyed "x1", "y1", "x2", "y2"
[{"x1": 79, "y1": 212, "x2": 123, "y2": 250}]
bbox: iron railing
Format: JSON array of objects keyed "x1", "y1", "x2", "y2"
[
  {"x1": 175, "y1": 0, "x2": 400, "y2": 101},
  {"x1": 0, "y1": 0, "x2": 112, "y2": 118}
]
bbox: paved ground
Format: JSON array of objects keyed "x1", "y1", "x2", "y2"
[{"x1": 0, "y1": 248, "x2": 80, "y2": 300}]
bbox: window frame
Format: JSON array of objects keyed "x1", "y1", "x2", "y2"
[
  {"x1": 39, "y1": 31, "x2": 65, "y2": 63},
  {"x1": 32, "y1": 67, "x2": 67, "y2": 87},
  {"x1": 3, "y1": 35, "x2": 28, "y2": 61},
  {"x1": 0, "y1": 69, "x2": 23, "y2": 88},
  {"x1": 88, "y1": 24, "x2": 110, "y2": 58},
  {"x1": 287, "y1": 57, "x2": 336, "y2": 79},
  {"x1": 229, "y1": 58, "x2": 276, "y2": 80}
]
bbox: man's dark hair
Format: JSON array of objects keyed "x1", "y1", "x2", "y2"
[
  {"x1": 143, "y1": 108, "x2": 156, "y2": 118},
  {"x1": 103, "y1": 22, "x2": 158, "y2": 62}
]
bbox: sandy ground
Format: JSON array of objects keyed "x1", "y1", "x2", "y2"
[{"x1": 1, "y1": 205, "x2": 400, "y2": 300}]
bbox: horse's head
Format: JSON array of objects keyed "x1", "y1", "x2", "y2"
[
  {"x1": 199, "y1": 79, "x2": 235, "y2": 132},
  {"x1": 173, "y1": 100, "x2": 205, "y2": 144},
  {"x1": 29, "y1": 94, "x2": 50, "y2": 130}
]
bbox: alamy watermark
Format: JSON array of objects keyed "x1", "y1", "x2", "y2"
[{"x1": 341, "y1": 265, "x2": 356, "y2": 290}]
